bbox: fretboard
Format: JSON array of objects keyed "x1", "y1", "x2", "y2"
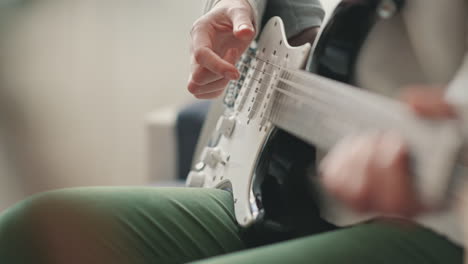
[{"x1": 267, "y1": 69, "x2": 463, "y2": 205}]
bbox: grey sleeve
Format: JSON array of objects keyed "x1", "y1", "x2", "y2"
[
  {"x1": 262, "y1": 0, "x2": 325, "y2": 38},
  {"x1": 203, "y1": 0, "x2": 324, "y2": 38}
]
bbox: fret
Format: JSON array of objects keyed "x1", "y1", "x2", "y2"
[
  {"x1": 269, "y1": 92, "x2": 360, "y2": 150},
  {"x1": 236, "y1": 59, "x2": 266, "y2": 112},
  {"x1": 248, "y1": 56, "x2": 278, "y2": 120}
]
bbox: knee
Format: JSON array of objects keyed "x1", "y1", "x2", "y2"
[
  {"x1": 0, "y1": 189, "x2": 115, "y2": 262},
  {"x1": 0, "y1": 189, "x2": 88, "y2": 262},
  {"x1": 0, "y1": 189, "x2": 102, "y2": 239}
]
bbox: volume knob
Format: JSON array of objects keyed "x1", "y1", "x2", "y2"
[{"x1": 201, "y1": 147, "x2": 226, "y2": 168}]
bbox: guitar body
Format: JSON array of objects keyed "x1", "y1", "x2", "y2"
[{"x1": 188, "y1": 0, "x2": 462, "y2": 240}]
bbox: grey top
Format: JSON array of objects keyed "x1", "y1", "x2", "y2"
[{"x1": 262, "y1": 0, "x2": 324, "y2": 38}]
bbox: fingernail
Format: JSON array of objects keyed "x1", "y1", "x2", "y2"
[
  {"x1": 238, "y1": 24, "x2": 253, "y2": 32},
  {"x1": 225, "y1": 71, "x2": 239, "y2": 80}
]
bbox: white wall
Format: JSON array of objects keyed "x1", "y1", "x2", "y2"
[
  {"x1": 0, "y1": 0, "x2": 204, "y2": 204},
  {"x1": 0, "y1": 0, "x2": 341, "y2": 209}
]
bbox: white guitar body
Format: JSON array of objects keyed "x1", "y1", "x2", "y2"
[{"x1": 187, "y1": 17, "x2": 311, "y2": 226}]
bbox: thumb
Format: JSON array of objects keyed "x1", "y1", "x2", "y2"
[
  {"x1": 229, "y1": 8, "x2": 255, "y2": 41},
  {"x1": 400, "y1": 86, "x2": 456, "y2": 119}
]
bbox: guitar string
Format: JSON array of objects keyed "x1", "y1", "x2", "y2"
[
  {"x1": 234, "y1": 57, "x2": 347, "y2": 120},
  {"x1": 234, "y1": 57, "x2": 352, "y2": 115},
  {"x1": 233, "y1": 54, "x2": 462, "y2": 201},
  {"x1": 234, "y1": 58, "x2": 366, "y2": 144},
  {"x1": 235, "y1": 56, "x2": 404, "y2": 123},
  {"x1": 229, "y1": 52, "x2": 420, "y2": 132},
  {"x1": 234, "y1": 55, "x2": 439, "y2": 154}
]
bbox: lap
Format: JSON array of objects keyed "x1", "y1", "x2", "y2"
[
  {"x1": 192, "y1": 219, "x2": 463, "y2": 264},
  {"x1": 0, "y1": 187, "x2": 463, "y2": 264},
  {"x1": 0, "y1": 187, "x2": 245, "y2": 264}
]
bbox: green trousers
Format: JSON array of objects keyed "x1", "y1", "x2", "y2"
[{"x1": 0, "y1": 187, "x2": 463, "y2": 264}]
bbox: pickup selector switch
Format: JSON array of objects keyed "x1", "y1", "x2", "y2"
[
  {"x1": 216, "y1": 116, "x2": 237, "y2": 138},
  {"x1": 186, "y1": 171, "x2": 206, "y2": 187}
]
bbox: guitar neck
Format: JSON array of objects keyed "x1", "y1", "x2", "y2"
[
  {"x1": 269, "y1": 69, "x2": 454, "y2": 152},
  {"x1": 267, "y1": 69, "x2": 462, "y2": 206}
]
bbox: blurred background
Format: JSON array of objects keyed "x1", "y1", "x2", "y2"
[{"x1": 0, "y1": 0, "x2": 340, "y2": 211}]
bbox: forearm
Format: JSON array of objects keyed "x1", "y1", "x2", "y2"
[{"x1": 204, "y1": 0, "x2": 267, "y2": 33}]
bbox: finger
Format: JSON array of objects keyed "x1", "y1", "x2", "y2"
[
  {"x1": 188, "y1": 78, "x2": 230, "y2": 95},
  {"x1": 191, "y1": 26, "x2": 239, "y2": 79},
  {"x1": 400, "y1": 86, "x2": 457, "y2": 119},
  {"x1": 341, "y1": 133, "x2": 381, "y2": 212},
  {"x1": 227, "y1": 7, "x2": 255, "y2": 41},
  {"x1": 408, "y1": 97, "x2": 456, "y2": 118},
  {"x1": 191, "y1": 65, "x2": 225, "y2": 86},
  {"x1": 193, "y1": 47, "x2": 239, "y2": 80},
  {"x1": 320, "y1": 136, "x2": 357, "y2": 192},
  {"x1": 190, "y1": 49, "x2": 240, "y2": 87},
  {"x1": 373, "y1": 132, "x2": 417, "y2": 216},
  {"x1": 321, "y1": 134, "x2": 377, "y2": 212},
  {"x1": 224, "y1": 48, "x2": 240, "y2": 65},
  {"x1": 194, "y1": 89, "x2": 224, "y2": 100}
]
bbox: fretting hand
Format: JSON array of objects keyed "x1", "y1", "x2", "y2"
[{"x1": 320, "y1": 86, "x2": 457, "y2": 217}]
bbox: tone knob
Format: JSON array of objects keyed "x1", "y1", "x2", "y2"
[
  {"x1": 216, "y1": 115, "x2": 237, "y2": 138},
  {"x1": 201, "y1": 147, "x2": 223, "y2": 168},
  {"x1": 186, "y1": 171, "x2": 206, "y2": 187}
]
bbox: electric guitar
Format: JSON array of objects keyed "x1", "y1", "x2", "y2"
[{"x1": 187, "y1": 0, "x2": 464, "y2": 235}]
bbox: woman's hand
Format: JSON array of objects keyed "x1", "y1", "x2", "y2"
[
  {"x1": 188, "y1": 0, "x2": 256, "y2": 99},
  {"x1": 320, "y1": 86, "x2": 456, "y2": 217}
]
